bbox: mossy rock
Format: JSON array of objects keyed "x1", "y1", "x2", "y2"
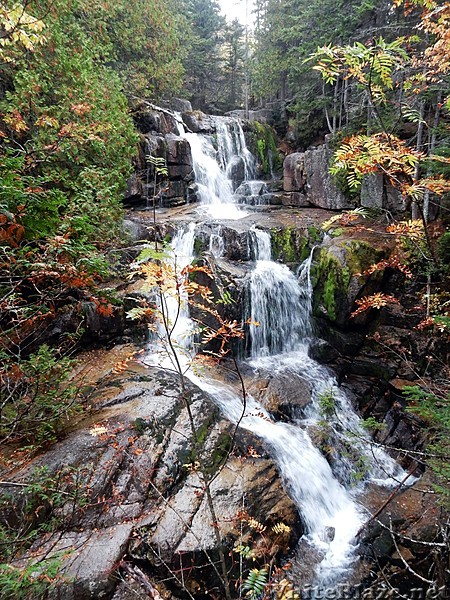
[
  {"x1": 270, "y1": 227, "x2": 309, "y2": 264},
  {"x1": 248, "y1": 121, "x2": 283, "y2": 176},
  {"x1": 312, "y1": 240, "x2": 385, "y2": 325}
]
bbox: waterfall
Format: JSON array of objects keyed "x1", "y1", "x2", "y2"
[
  {"x1": 209, "y1": 225, "x2": 225, "y2": 258},
  {"x1": 215, "y1": 118, "x2": 256, "y2": 183},
  {"x1": 146, "y1": 223, "x2": 197, "y2": 372},
  {"x1": 181, "y1": 117, "x2": 262, "y2": 220},
  {"x1": 143, "y1": 114, "x2": 410, "y2": 591}
]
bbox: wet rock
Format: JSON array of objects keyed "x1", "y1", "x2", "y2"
[
  {"x1": 5, "y1": 357, "x2": 302, "y2": 599},
  {"x1": 360, "y1": 472, "x2": 444, "y2": 590},
  {"x1": 169, "y1": 98, "x2": 192, "y2": 113},
  {"x1": 122, "y1": 219, "x2": 151, "y2": 242},
  {"x1": 282, "y1": 191, "x2": 309, "y2": 207},
  {"x1": 249, "y1": 370, "x2": 312, "y2": 419},
  {"x1": 228, "y1": 155, "x2": 246, "y2": 187},
  {"x1": 283, "y1": 152, "x2": 306, "y2": 192},
  {"x1": 124, "y1": 173, "x2": 144, "y2": 204},
  {"x1": 308, "y1": 338, "x2": 340, "y2": 364},
  {"x1": 194, "y1": 223, "x2": 253, "y2": 261},
  {"x1": 182, "y1": 111, "x2": 216, "y2": 134},
  {"x1": 133, "y1": 107, "x2": 179, "y2": 136},
  {"x1": 166, "y1": 135, "x2": 192, "y2": 167}
]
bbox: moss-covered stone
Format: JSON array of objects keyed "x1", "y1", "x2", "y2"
[
  {"x1": 205, "y1": 432, "x2": 233, "y2": 475},
  {"x1": 249, "y1": 121, "x2": 283, "y2": 176},
  {"x1": 270, "y1": 227, "x2": 309, "y2": 264},
  {"x1": 307, "y1": 225, "x2": 322, "y2": 244},
  {"x1": 312, "y1": 240, "x2": 386, "y2": 325}
]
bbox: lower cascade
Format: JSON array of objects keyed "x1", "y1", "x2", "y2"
[{"x1": 145, "y1": 222, "x2": 407, "y2": 587}]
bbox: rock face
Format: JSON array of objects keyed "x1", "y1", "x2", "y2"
[
  {"x1": 360, "y1": 173, "x2": 405, "y2": 214},
  {"x1": 282, "y1": 141, "x2": 406, "y2": 214},
  {"x1": 283, "y1": 143, "x2": 353, "y2": 210},
  {"x1": 6, "y1": 361, "x2": 300, "y2": 600},
  {"x1": 248, "y1": 369, "x2": 312, "y2": 420},
  {"x1": 126, "y1": 103, "x2": 197, "y2": 209}
]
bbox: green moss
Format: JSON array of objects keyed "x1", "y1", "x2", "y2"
[
  {"x1": 250, "y1": 121, "x2": 282, "y2": 176},
  {"x1": 312, "y1": 240, "x2": 385, "y2": 323},
  {"x1": 307, "y1": 225, "x2": 321, "y2": 243},
  {"x1": 342, "y1": 266, "x2": 351, "y2": 289},
  {"x1": 193, "y1": 237, "x2": 203, "y2": 255},
  {"x1": 312, "y1": 250, "x2": 346, "y2": 322},
  {"x1": 331, "y1": 227, "x2": 344, "y2": 238},
  {"x1": 206, "y1": 433, "x2": 232, "y2": 474},
  {"x1": 342, "y1": 240, "x2": 383, "y2": 274},
  {"x1": 323, "y1": 270, "x2": 337, "y2": 321},
  {"x1": 271, "y1": 227, "x2": 309, "y2": 264}
]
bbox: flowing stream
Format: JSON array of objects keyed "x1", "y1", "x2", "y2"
[{"x1": 145, "y1": 116, "x2": 407, "y2": 587}]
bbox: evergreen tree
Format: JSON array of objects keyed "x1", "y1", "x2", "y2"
[
  {"x1": 220, "y1": 18, "x2": 246, "y2": 109},
  {"x1": 250, "y1": 0, "x2": 407, "y2": 144},
  {"x1": 180, "y1": 0, "x2": 227, "y2": 110}
]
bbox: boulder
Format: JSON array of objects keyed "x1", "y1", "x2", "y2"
[
  {"x1": 303, "y1": 144, "x2": 353, "y2": 210},
  {"x1": 170, "y1": 98, "x2": 193, "y2": 113},
  {"x1": 5, "y1": 361, "x2": 301, "y2": 599},
  {"x1": 182, "y1": 111, "x2": 216, "y2": 134},
  {"x1": 283, "y1": 152, "x2": 305, "y2": 192},
  {"x1": 249, "y1": 370, "x2": 312, "y2": 419},
  {"x1": 165, "y1": 135, "x2": 192, "y2": 166},
  {"x1": 283, "y1": 144, "x2": 353, "y2": 210},
  {"x1": 361, "y1": 173, "x2": 405, "y2": 214}
]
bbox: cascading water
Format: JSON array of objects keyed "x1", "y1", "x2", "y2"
[
  {"x1": 209, "y1": 225, "x2": 225, "y2": 258},
  {"x1": 144, "y1": 111, "x2": 410, "y2": 592},
  {"x1": 248, "y1": 230, "x2": 313, "y2": 356},
  {"x1": 215, "y1": 118, "x2": 256, "y2": 183},
  {"x1": 182, "y1": 118, "x2": 253, "y2": 221},
  {"x1": 243, "y1": 229, "x2": 406, "y2": 583},
  {"x1": 146, "y1": 222, "x2": 197, "y2": 372}
]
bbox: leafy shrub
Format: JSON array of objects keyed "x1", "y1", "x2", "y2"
[{"x1": 0, "y1": 345, "x2": 80, "y2": 445}]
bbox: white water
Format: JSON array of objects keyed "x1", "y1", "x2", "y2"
[
  {"x1": 183, "y1": 118, "x2": 251, "y2": 221},
  {"x1": 144, "y1": 115, "x2": 409, "y2": 588},
  {"x1": 215, "y1": 118, "x2": 256, "y2": 183},
  {"x1": 209, "y1": 225, "x2": 225, "y2": 258},
  {"x1": 146, "y1": 223, "x2": 197, "y2": 373}
]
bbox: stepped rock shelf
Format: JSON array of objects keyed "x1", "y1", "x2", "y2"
[{"x1": 2, "y1": 106, "x2": 443, "y2": 600}]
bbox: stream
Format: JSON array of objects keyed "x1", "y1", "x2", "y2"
[{"x1": 144, "y1": 115, "x2": 407, "y2": 589}]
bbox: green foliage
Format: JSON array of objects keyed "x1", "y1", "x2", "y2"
[
  {"x1": 0, "y1": 556, "x2": 63, "y2": 600},
  {"x1": 147, "y1": 156, "x2": 169, "y2": 178},
  {"x1": 437, "y1": 232, "x2": 450, "y2": 272},
  {"x1": 250, "y1": 0, "x2": 385, "y2": 144},
  {"x1": 180, "y1": 0, "x2": 227, "y2": 109},
  {"x1": 243, "y1": 567, "x2": 268, "y2": 599},
  {"x1": 0, "y1": 465, "x2": 91, "y2": 598},
  {"x1": 361, "y1": 416, "x2": 386, "y2": 433},
  {"x1": 318, "y1": 388, "x2": 336, "y2": 418},
  {"x1": 405, "y1": 385, "x2": 450, "y2": 506},
  {"x1": 0, "y1": 345, "x2": 81, "y2": 445}
]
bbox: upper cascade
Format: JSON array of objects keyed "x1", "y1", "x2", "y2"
[{"x1": 179, "y1": 115, "x2": 264, "y2": 219}]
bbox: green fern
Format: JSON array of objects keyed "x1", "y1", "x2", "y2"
[{"x1": 243, "y1": 567, "x2": 268, "y2": 599}]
